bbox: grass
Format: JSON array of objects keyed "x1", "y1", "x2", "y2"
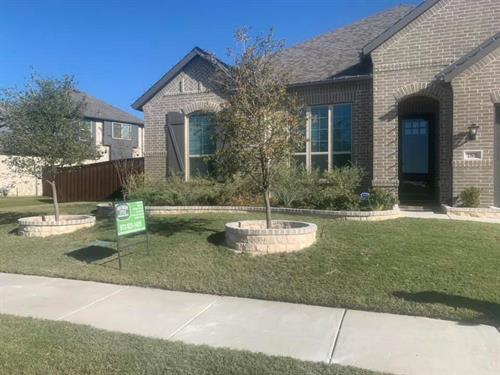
[
  {"x1": 0, "y1": 314, "x2": 380, "y2": 375},
  {"x1": 1, "y1": 197, "x2": 499, "y2": 326}
]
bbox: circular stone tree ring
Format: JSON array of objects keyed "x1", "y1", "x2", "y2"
[
  {"x1": 225, "y1": 220, "x2": 317, "y2": 254},
  {"x1": 17, "y1": 215, "x2": 96, "y2": 237}
]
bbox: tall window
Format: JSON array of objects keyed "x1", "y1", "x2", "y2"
[
  {"x1": 112, "y1": 122, "x2": 132, "y2": 140},
  {"x1": 333, "y1": 104, "x2": 352, "y2": 168},
  {"x1": 310, "y1": 106, "x2": 329, "y2": 172},
  {"x1": 294, "y1": 103, "x2": 352, "y2": 172},
  {"x1": 188, "y1": 113, "x2": 216, "y2": 177}
]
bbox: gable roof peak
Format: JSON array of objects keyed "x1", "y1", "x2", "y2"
[
  {"x1": 132, "y1": 47, "x2": 226, "y2": 111},
  {"x1": 363, "y1": 0, "x2": 441, "y2": 55}
]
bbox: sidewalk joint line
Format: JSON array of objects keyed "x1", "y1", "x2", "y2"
[
  {"x1": 167, "y1": 297, "x2": 220, "y2": 340},
  {"x1": 328, "y1": 309, "x2": 347, "y2": 364},
  {"x1": 55, "y1": 287, "x2": 128, "y2": 321}
]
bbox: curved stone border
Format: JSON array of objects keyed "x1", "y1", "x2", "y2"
[
  {"x1": 441, "y1": 204, "x2": 500, "y2": 219},
  {"x1": 17, "y1": 215, "x2": 96, "y2": 237},
  {"x1": 147, "y1": 205, "x2": 400, "y2": 221},
  {"x1": 225, "y1": 220, "x2": 317, "y2": 254}
]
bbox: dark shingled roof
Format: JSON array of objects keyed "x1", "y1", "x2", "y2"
[
  {"x1": 276, "y1": 5, "x2": 415, "y2": 85},
  {"x1": 72, "y1": 90, "x2": 143, "y2": 125},
  {"x1": 436, "y1": 31, "x2": 500, "y2": 82}
]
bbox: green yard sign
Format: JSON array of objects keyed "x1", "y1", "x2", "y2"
[
  {"x1": 115, "y1": 201, "x2": 146, "y2": 236},
  {"x1": 113, "y1": 200, "x2": 150, "y2": 270}
]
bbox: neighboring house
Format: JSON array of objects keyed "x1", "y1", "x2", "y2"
[
  {"x1": 72, "y1": 90, "x2": 144, "y2": 162},
  {"x1": 0, "y1": 91, "x2": 144, "y2": 196},
  {"x1": 133, "y1": 0, "x2": 500, "y2": 207}
]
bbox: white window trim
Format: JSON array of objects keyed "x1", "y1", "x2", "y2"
[
  {"x1": 297, "y1": 103, "x2": 352, "y2": 172},
  {"x1": 112, "y1": 122, "x2": 132, "y2": 140}
]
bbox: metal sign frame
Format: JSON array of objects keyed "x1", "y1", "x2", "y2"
[{"x1": 113, "y1": 200, "x2": 150, "y2": 270}]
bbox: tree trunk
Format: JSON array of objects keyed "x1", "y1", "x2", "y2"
[
  {"x1": 264, "y1": 188, "x2": 272, "y2": 229},
  {"x1": 49, "y1": 181, "x2": 60, "y2": 222}
]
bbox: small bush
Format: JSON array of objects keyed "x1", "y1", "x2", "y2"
[
  {"x1": 459, "y1": 187, "x2": 481, "y2": 208},
  {"x1": 310, "y1": 166, "x2": 364, "y2": 210},
  {"x1": 362, "y1": 188, "x2": 398, "y2": 211},
  {"x1": 271, "y1": 166, "x2": 318, "y2": 208}
]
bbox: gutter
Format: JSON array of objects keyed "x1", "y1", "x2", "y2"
[{"x1": 287, "y1": 74, "x2": 373, "y2": 88}]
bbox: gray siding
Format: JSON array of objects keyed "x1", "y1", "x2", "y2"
[{"x1": 102, "y1": 121, "x2": 140, "y2": 160}]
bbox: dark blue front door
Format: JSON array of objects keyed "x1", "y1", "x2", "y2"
[{"x1": 400, "y1": 117, "x2": 435, "y2": 202}]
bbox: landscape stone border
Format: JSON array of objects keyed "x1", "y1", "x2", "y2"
[
  {"x1": 225, "y1": 220, "x2": 317, "y2": 254},
  {"x1": 147, "y1": 205, "x2": 401, "y2": 221},
  {"x1": 17, "y1": 215, "x2": 96, "y2": 237},
  {"x1": 441, "y1": 204, "x2": 500, "y2": 219}
]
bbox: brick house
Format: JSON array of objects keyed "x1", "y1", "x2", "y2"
[{"x1": 132, "y1": 0, "x2": 500, "y2": 206}]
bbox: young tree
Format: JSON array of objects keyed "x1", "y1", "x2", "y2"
[
  {"x1": 0, "y1": 75, "x2": 100, "y2": 221},
  {"x1": 215, "y1": 29, "x2": 304, "y2": 228}
]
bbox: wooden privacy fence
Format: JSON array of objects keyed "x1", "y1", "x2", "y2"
[{"x1": 43, "y1": 158, "x2": 144, "y2": 202}]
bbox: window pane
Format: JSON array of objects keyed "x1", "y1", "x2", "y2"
[
  {"x1": 311, "y1": 106, "x2": 328, "y2": 153},
  {"x1": 189, "y1": 114, "x2": 216, "y2": 156},
  {"x1": 333, "y1": 104, "x2": 352, "y2": 152},
  {"x1": 113, "y1": 123, "x2": 121, "y2": 139},
  {"x1": 296, "y1": 123, "x2": 307, "y2": 153},
  {"x1": 333, "y1": 153, "x2": 351, "y2": 168},
  {"x1": 189, "y1": 157, "x2": 215, "y2": 178},
  {"x1": 294, "y1": 154, "x2": 306, "y2": 169},
  {"x1": 311, "y1": 154, "x2": 328, "y2": 173},
  {"x1": 122, "y1": 124, "x2": 131, "y2": 140}
]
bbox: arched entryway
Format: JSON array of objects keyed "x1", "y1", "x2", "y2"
[{"x1": 398, "y1": 96, "x2": 440, "y2": 203}]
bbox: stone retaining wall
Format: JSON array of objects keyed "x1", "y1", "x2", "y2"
[
  {"x1": 18, "y1": 215, "x2": 96, "y2": 237},
  {"x1": 441, "y1": 204, "x2": 500, "y2": 219},
  {"x1": 147, "y1": 205, "x2": 401, "y2": 221}
]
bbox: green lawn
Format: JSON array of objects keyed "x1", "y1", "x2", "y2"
[
  {"x1": 0, "y1": 314, "x2": 379, "y2": 375},
  {"x1": 1, "y1": 198, "x2": 499, "y2": 326}
]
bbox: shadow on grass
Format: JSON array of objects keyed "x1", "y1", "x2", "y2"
[
  {"x1": 393, "y1": 291, "x2": 500, "y2": 327},
  {"x1": 0, "y1": 211, "x2": 41, "y2": 226},
  {"x1": 37, "y1": 198, "x2": 53, "y2": 204},
  {"x1": 66, "y1": 245, "x2": 117, "y2": 264},
  {"x1": 148, "y1": 217, "x2": 218, "y2": 238},
  {"x1": 207, "y1": 231, "x2": 226, "y2": 247}
]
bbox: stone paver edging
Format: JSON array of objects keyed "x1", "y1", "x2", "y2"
[
  {"x1": 147, "y1": 205, "x2": 401, "y2": 221},
  {"x1": 441, "y1": 204, "x2": 500, "y2": 219},
  {"x1": 0, "y1": 272, "x2": 498, "y2": 375}
]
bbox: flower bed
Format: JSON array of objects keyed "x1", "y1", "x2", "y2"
[{"x1": 147, "y1": 205, "x2": 400, "y2": 221}]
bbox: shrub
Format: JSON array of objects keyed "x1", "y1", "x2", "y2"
[
  {"x1": 310, "y1": 166, "x2": 364, "y2": 210},
  {"x1": 363, "y1": 188, "x2": 398, "y2": 211},
  {"x1": 459, "y1": 187, "x2": 481, "y2": 208},
  {"x1": 124, "y1": 173, "x2": 262, "y2": 207},
  {"x1": 271, "y1": 165, "x2": 318, "y2": 208}
]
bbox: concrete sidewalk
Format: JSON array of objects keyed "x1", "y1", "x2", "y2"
[{"x1": 0, "y1": 272, "x2": 498, "y2": 375}]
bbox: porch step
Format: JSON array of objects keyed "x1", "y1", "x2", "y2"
[{"x1": 399, "y1": 204, "x2": 440, "y2": 212}]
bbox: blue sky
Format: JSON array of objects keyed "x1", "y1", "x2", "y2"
[{"x1": 0, "y1": 0, "x2": 420, "y2": 118}]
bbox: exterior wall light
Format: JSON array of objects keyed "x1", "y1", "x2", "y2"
[{"x1": 468, "y1": 124, "x2": 480, "y2": 141}]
